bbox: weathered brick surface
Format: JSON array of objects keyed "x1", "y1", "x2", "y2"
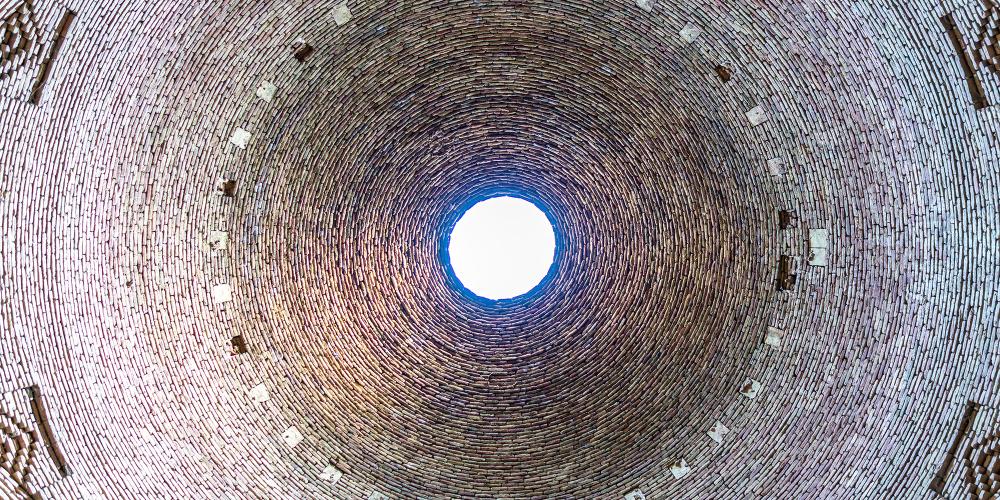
[{"x1": 0, "y1": 0, "x2": 998, "y2": 498}]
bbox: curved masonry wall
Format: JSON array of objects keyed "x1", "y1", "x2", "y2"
[{"x1": 0, "y1": 0, "x2": 998, "y2": 498}]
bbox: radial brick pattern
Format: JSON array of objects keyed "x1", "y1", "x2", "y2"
[{"x1": 0, "y1": 0, "x2": 999, "y2": 498}]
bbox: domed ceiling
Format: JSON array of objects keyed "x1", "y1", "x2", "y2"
[{"x1": 1, "y1": 0, "x2": 998, "y2": 498}]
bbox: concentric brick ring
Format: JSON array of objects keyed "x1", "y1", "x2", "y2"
[
  {"x1": 227, "y1": 10, "x2": 776, "y2": 495},
  {"x1": 2, "y1": 0, "x2": 999, "y2": 498}
]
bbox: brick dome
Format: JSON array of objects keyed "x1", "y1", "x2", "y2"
[{"x1": 1, "y1": 0, "x2": 998, "y2": 498}]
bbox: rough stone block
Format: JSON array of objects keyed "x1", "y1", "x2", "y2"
[
  {"x1": 207, "y1": 230, "x2": 227, "y2": 250},
  {"x1": 740, "y1": 378, "x2": 763, "y2": 399},
  {"x1": 679, "y1": 23, "x2": 702, "y2": 43},
  {"x1": 809, "y1": 246, "x2": 828, "y2": 267},
  {"x1": 764, "y1": 326, "x2": 783, "y2": 347},
  {"x1": 809, "y1": 229, "x2": 829, "y2": 248},
  {"x1": 707, "y1": 420, "x2": 730, "y2": 443},
  {"x1": 249, "y1": 383, "x2": 269, "y2": 403},
  {"x1": 808, "y1": 228, "x2": 829, "y2": 266},
  {"x1": 229, "y1": 128, "x2": 252, "y2": 149},
  {"x1": 767, "y1": 158, "x2": 785, "y2": 176},
  {"x1": 282, "y1": 426, "x2": 304, "y2": 447},
  {"x1": 255, "y1": 81, "x2": 277, "y2": 102},
  {"x1": 746, "y1": 105, "x2": 769, "y2": 126},
  {"x1": 320, "y1": 465, "x2": 343, "y2": 483},
  {"x1": 211, "y1": 283, "x2": 232, "y2": 304},
  {"x1": 670, "y1": 459, "x2": 691, "y2": 479},
  {"x1": 332, "y1": 3, "x2": 353, "y2": 26}
]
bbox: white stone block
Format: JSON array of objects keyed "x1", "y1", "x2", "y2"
[
  {"x1": 809, "y1": 229, "x2": 829, "y2": 249},
  {"x1": 320, "y1": 465, "x2": 343, "y2": 483},
  {"x1": 635, "y1": 0, "x2": 652, "y2": 12},
  {"x1": 283, "y1": 426, "x2": 304, "y2": 447},
  {"x1": 746, "y1": 105, "x2": 769, "y2": 126},
  {"x1": 368, "y1": 492, "x2": 390, "y2": 500},
  {"x1": 208, "y1": 230, "x2": 228, "y2": 250},
  {"x1": 809, "y1": 246, "x2": 828, "y2": 267},
  {"x1": 679, "y1": 23, "x2": 702, "y2": 43},
  {"x1": 767, "y1": 158, "x2": 785, "y2": 176},
  {"x1": 249, "y1": 383, "x2": 270, "y2": 403},
  {"x1": 624, "y1": 489, "x2": 646, "y2": 500},
  {"x1": 808, "y1": 229, "x2": 829, "y2": 266},
  {"x1": 332, "y1": 3, "x2": 353, "y2": 26},
  {"x1": 230, "y1": 128, "x2": 252, "y2": 149},
  {"x1": 256, "y1": 81, "x2": 277, "y2": 102},
  {"x1": 740, "y1": 378, "x2": 762, "y2": 399},
  {"x1": 669, "y1": 459, "x2": 691, "y2": 479},
  {"x1": 211, "y1": 283, "x2": 232, "y2": 304},
  {"x1": 707, "y1": 420, "x2": 730, "y2": 444},
  {"x1": 764, "y1": 326, "x2": 783, "y2": 347}
]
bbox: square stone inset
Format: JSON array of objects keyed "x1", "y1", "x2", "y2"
[
  {"x1": 809, "y1": 246, "x2": 829, "y2": 267},
  {"x1": 208, "y1": 230, "x2": 228, "y2": 251},
  {"x1": 332, "y1": 3, "x2": 353, "y2": 26},
  {"x1": 740, "y1": 378, "x2": 763, "y2": 399},
  {"x1": 256, "y1": 81, "x2": 277, "y2": 102},
  {"x1": 767, "y1": 158, "x2": 785, "y2": 176},
  {"x1": 746, "y1": 105, "x2": 769, "y2": 126},
  {"x1": 320, "y1": 465, "x2": 343, "y2": 483},
  {"x1": 211, "y1": 283, "x2": 232, "y2": 304},
  {"x1": 230, "y1": 128, "x2": 252, "y2": 149},
  {"x1": 282, "y1": 426, "x2": 304, "y2": 447},
  {"x1": 249, "y1": 383, "x2": 269, "y2": 403},
  {"x1": 764, "y1": 326, "x2": 783, "y2": 347},
  {"x1": 670, "y1": 459, "x2": 691, "y2": 479},
  {"x1": 809, "y1": 229, "x2": 829, "y2": 249},
  {"x1": 680, "y1": 23, "x2": 702, "y2": 43},
  {"x1": 707, "y1": 420, "x2": 730, "y2": 444}
]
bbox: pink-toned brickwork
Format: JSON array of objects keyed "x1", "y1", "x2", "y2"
[{"x1": 0, "y1": 0, "x2": 998, "y2": 498}]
